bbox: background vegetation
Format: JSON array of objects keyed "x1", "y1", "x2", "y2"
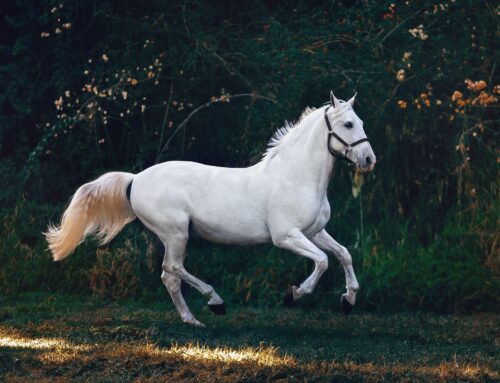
[{"x1": 1, "y1": 0, "x2": 498, "y2": 312}]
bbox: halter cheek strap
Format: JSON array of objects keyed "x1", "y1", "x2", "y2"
[{"x1": 324, "y1": 106, "x2": 369, "y2": 164}]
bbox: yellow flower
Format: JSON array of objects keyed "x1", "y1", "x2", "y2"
[
  {"x1": 465, "y1": 79, "x2": 487, "y2": 91},
  {"x1": 475, "y1": 91, "x2": 498, "y2": 106},
  {"x1": 451, "y1": 91, "x2": 463, "y2": 101},
  {"x1": 397, "y1": 100, "x2": 407, "y2": 109}
]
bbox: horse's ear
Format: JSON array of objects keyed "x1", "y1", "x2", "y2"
[
  {"x1": 347, "y1": 92, "x2": 357, "y2": 107},
  {"x1": 330, "y1": 91, "x2": 341, "y2": 109}
]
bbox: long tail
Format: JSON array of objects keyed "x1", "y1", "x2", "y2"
[{"x1": 45, "y1": 172, "x2": 136, "y2": 261}]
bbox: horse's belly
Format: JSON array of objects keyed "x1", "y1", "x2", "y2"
[{"x1": 192, "y1": 216, "x2": 270, "y2": 245}]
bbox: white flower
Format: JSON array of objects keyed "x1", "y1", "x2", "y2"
[
  {"x1": 396, "y1": 69, "x2": 405, "y2": 82},
  {"x1": 408, "y1": 25, "x2": 429, "y2": 40}
]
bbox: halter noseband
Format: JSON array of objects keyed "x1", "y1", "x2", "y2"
[{"x1": 324, "y1": 106, "x2": 369, "y2": 164}]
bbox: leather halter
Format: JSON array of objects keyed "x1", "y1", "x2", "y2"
[{"x1": 324, "y1": 106, "x2": 369, "y2": 164}]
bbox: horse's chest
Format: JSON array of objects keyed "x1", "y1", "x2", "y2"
[
  {"x1": 302, "y1": 200, "x2": 330, "y2": 236},
  {"x1": 278, "y1": 193, "x2": 330, "y2": 236}
]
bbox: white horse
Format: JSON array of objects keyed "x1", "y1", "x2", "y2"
[{"x1": 46, "y1": 91, "x2": 376, "y2": 326}]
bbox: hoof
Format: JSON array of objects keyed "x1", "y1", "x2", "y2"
[
  {"x1": 208, "y1": 303, "x2": 226, "y2": 315},
  {"x1": 283, "y1": 286, "x2": 297, "y2": 307},
  {"x1": 340, "y1": 296, "x2": 353, "y2": 315}
]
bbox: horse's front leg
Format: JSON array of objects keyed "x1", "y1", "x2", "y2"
[
  {"x1": 273, "y1": 228, "x2": 329, "y2": 302},
  {"x1": 310, "y1": 229, "x2": 359, "y2": 314}
]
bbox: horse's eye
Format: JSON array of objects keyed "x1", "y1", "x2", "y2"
[{"x1": 344, "y1": 122, "x2": 353, "y2": 129}]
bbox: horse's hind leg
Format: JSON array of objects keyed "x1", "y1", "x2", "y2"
[
  {"x1": 161, "y1": 271, "x2": 203, "y2": 326},
  {"x1": 161, "y1": 229, "x2": 225, "y2": 324}
]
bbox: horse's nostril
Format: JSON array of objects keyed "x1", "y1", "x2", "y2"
[{"x1": 366, "y1": 156, "x2": 372, "y2": 165}]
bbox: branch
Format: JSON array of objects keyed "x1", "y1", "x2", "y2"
[
  {"x1": 155, "y1": 93, "x2": 276, "y2": 163},
  {"x1": 155, "y1": 82, "x2": 175, "y2": 159},
  {"x1": 379, "y1": 8, "x2": 424, "y2": 44}
]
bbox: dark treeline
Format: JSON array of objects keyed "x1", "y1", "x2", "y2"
[{"x1": 0, "y1": 0, "x2": 498, "y2": 312}]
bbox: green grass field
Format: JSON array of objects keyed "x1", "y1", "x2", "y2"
[{"x1": 0, "y1": 293, "x2": 498, "y2": 382}]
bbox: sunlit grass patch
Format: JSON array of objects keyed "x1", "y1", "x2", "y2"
[
  {"x1": 0, "y1": 334, "x2": 64, "y2": 350},
  {"x1": 415, "y1": 362, "x2": 497, "y2": 381},
  {"x1": 0, "y1": 328, "x2": 92, "y2": 365},
  {"x1": 70, "y1": 340, "x2": 296, "y2": 369},
  {"x1": 145, "y1": 342, "x2": 295, "y2": 367}
]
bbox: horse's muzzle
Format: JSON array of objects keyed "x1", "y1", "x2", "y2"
[{"x1": 357, "y1": 155, "x2": 376, "y2": 173}]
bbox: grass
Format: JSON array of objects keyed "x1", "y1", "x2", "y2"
[{"x1": 0, "y1": 293, "x2": 498, "y2": 382}]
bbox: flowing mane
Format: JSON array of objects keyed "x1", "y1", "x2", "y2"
[{"x1": 262, "y1": 106, "x2": 316, "y2": 160}]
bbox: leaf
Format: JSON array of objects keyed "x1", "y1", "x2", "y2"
[{"x1": 352, "y1": 172, "x2": 364, "y2": 198}]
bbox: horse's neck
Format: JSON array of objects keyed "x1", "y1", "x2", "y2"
[{"x1": 270, "y1": 113, "x2": 335, "y2": 194}]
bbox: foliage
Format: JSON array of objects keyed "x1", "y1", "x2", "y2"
[{"x1": 0, "y1": 0, "x2": 498, "y2": 312}]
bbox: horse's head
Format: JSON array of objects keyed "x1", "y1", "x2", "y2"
[{"x1": 325, "y1": 91, "x2": 376, "y2": 173}]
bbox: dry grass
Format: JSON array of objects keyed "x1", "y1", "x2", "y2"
[{"x1": 0, "y1": 294, "x2": 498, "y2": 382}]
